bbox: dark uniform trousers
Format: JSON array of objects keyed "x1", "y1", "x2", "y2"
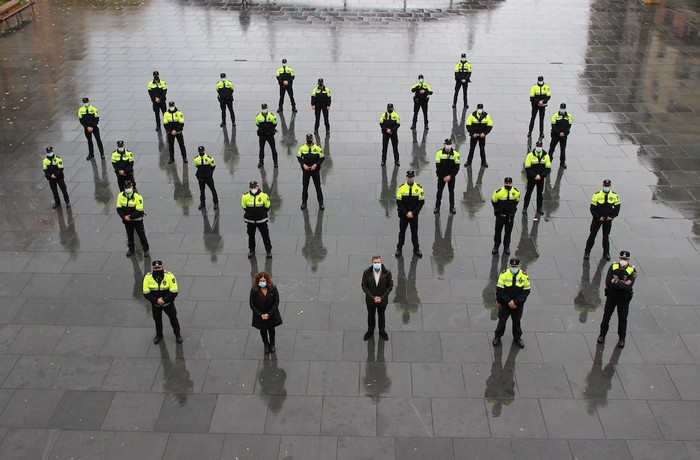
[
  {"x1": 124, "y1": 221, "x2": 149, "y2": 252},
  {"x1": 49, "y1": 178, "x2": 70, "y2": 204},
  {"x1": 258, "y1": 136, "x2": 278, "y2": 165},
  {"x1": 397, "y1": 215, "x2": 419, "y2": 251},
  {"x1": 523, "y1": 179, "x2": 544, "y2": 211},
  {"x1": 366, "y1": 301, "x2": 387, "y2": 332},
  {"x1": 412, "y1": 100, "x2": 429, "y2": 126},
  {"x1": 314, "y1": 106, "x2": 330, "y2": 131},
  {"x1": 198, "y1": 177, "x2": 219, "y2": 205},
  {"x1": 382, "y1": 132, "x2": 399, "y2": 163},
  {"x1": 600, "y1": 293, "x2": 631, "y2": 339},
  {"x1": 152, "y1": 303, "x2": 181, "y2": 337},
  {"x1": 168, "y1": 133, "x2": 187, "y2": 161},
  {"x1": 302, "y1": 170, "x2": 323, "y2": 204},
  {"x1": 495, "y1": 303, "x2": 523, "y2": 338},
  {"x1": 529, "y1": 106, "x2": 546, "y2": 136},
  {"x1": 436, "y1": 177, "x2": 456, "y2": 209},
  {"x1": 549, "y1": 136, "x2": 568, "y2": 163},
  {"x1": 585, "y1": 219, "x2": 612, "y2": 254},
  {"x1": 116, "y1": 173, "x2": 135, "y2": 192},
  {"x1": 494, "y1": 214, "x2": 514, "y2": 249},
  {"x1": 247, "y1": 222, "x2": 272, "y2": 252},
  {"x1": 467, "y1": 137, "x2": 486, "y2": 164},
  {"x1": 279, "y1": 85, "x2": 296, "y2": 109},
  {"x1": 85, "y1": 126, "x2": 105, "y2": 156},
  {"x1": 153, "y1": 101, "x2": 166, "y2": 125},
  {"x1": 219, "y1": 98, "x2": 235, "y2": 123},
  {"x1": 453, "y1": 81, "x2": 468, "y2": 106}
]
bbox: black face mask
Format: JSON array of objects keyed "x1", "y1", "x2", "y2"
[
  {"x1": 504, "y1": 185, "x2": 512, "y2": 191},
  {"x1": 152, "y1": 269, "x2": 164, "y2": 282}
]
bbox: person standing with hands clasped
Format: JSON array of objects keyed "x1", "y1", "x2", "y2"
[
  {"x1": 493, "y1": 258, "x2": 531, "y2": 349},
  {"x1": 297, "y1": 133, "x2": 325, "y2": 211},
  {"x1": 216, "y1": 72, "x2": 236, "y2": 127},
  {"x1": 549, "y1": 102, "x2": 572, "y2": 168},
  {"x1": 395, "y1": 170, "x2": 425, "y2": 258},
  {"x1": 111, "y1": 141, "x2": 135, "y2": 192},
  {"x1": 311, "y1": 78, "x2": 332, "y2": 134},
  {"x1": 276, "y1": 58, "x2": 297, "y2": 113},
  {"x1": 255, "y1": 103, "x2": 278, "y2": 168},
  {"x1": 194, "y1": 146, "x2": 219, "y2": 211},
  {"x1": 597, "y1": 251, "x2": 636, "y2": 349},
  {"x1": 528, "y1": 76, "x2": 551, "y2": 139},
  {"x1": 147, "y1": 71, "x2": 167, "y2": 131},
  {"x1": 242, "y1": 180, "x2": 273, "y2": 259},
  {"x1": 434, "y1": 138, "x2": 460, "y2": 215},
  {"x1": 452, "y1": 53, "x2": 472, "y2": 109},
  {"x1": 143, "y1": 260, "x2": 182, "y2": 344},
  {"x1": 78, "y1": 97, "x2": 105, "y2": 161},
  {"x1": 250, "y1": 272, "x2": 282, "y2": 354},
  {"x1": 492, "y1": 177, "x2": 520, "y2": 255},
  {"x1": 163, "y1": 101, "x2": 187, "y2": 164},
  {"x1": 522, "y1": 140, "x2": 551, "y2": 220},
  {"x1": 465, "y1": 103, "x2": 493, "y2": 167},
  {"x1": 410, "y1": 74, "x2": 433, "y2": 131},
  {"x1": 116, "y1": 180, "x2": 149, "y2": 258},
  {"x1": 584, "y1": 179, "x2": 621, "y2": 260},
  {"x1": 379, "y1": 103, "x2": 401, "y2": 167},
  {"x1": 42, "y1": 146, "x2": 71, "y2": 209},
  {"x1": 361, "y1": 255, "x2": 394, "y2": 342}
]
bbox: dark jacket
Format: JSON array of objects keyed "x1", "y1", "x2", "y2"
[
  {"x1": 250, "y1": 286, "x2": 283, "y2": 329},
  {"x1": 605, "y1": 263, "x2": 636, "y2": 298},
  {"x1": 361, "y1": 265, "x2": 394, "y2": 306}
]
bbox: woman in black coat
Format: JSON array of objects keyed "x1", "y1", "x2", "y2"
[{"x1": 250, "y1": 271, "x2": 282, "y2": 354}]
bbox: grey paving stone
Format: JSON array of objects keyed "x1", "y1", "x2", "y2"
[
  {"x1": 101, "y1": 358, "x2": 160, "y2": 392},
  {"x1": 431, "y1": 397, "x2": 490, "y2": 438},
  {"x1": 48, "y1": 430, "x2": 114, "y2": 460},
  {"x1": 307, "y1": 361, "x2": 359, "y2": 396},
  {"x1": 336, "y1": 436, "x2": 395, "y2": 460},
  {"x1": 219, "y1": 434, "x2": 281, "y2": 460},
  {"x1": 209, "y1": 394, "x2": 269, "y2": 434},
  {"x1": 202, "y1": 359, "x2": 258, "y2": 394},
  {"x1": 155, "y1": 393, "x2": 217, "y2": 433},
  {"x1": 411, "y1": 362, "x2": 466, "y2": 398},
  {"x1": 0, "y1": 389, "x2": 63, "y2": 428},
  {"x1": 597, "y1": 400, "x2": 662, "y2": 440},
  {"x1": 510, "y1": 439, "x2": 573, "y2": 460},
  {"x1": 163, "y1": 433, "x2": 225, "y2": 460},
  {"x1": 376, "y1": 397, "x2": 433, "y2": 437},
  {"x1": 515, "y1": 363, "x2": 573, "y2": 399},
  {"x1": 0, "y1": 428, "x2": 60, "y2": 460},
  {"x1": 616, "y1": 364, "x2": 680, "y2": 400},
  {"x1": 320, "y1": 396, "x2": 376, "y2": 436},
  {"x1": 277, "y1": 435, "x2": 336, "y2": 460},
  {"x1": 105, "y1": 431, "x2": 169, "y2": 460},
  {"x1": 254, "y1": 358, "x2": 309, "y2": 396},
  {"x1": 626, "y1": 441, "x2": 691, "y2": 460},
  {"x1": 395, "y1": 437, "x2": 455, "y2": 460},
  {"x1": 391, "y1": 331, "x2": 442, "y2": 362},
  {"x1": 568, "y1": 439, "x2": 633, "y2": 460},
  {"x1": 101, "y1": 392, "x2": 165, "y2": 432},
  {"x1": 3, "y1": 355, "x2": 63, "y2": 389},
  {"x1": 649, "y1": 401, "x2": 700, "y2": 440},
  {"x1": 540, "y1": 399, "x2": 605, "y2": 439},
  {"x1": 48, "y1": 390, "x2": 114, "y2": 430},
  {"x1": 264, "y1": 395, "x2": 323, "y2": 435},
  {"x1": 486, "y1": 399, "x2": 548, "y2": 438}
]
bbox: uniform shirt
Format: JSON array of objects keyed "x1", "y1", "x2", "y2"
[
  {"x1": 590, "y1": 189, "x2": 621, "y2": 219},
  {"x1": 111, "y1": 149, "x2": 135, "y2": 174},
  {"x1": 147, "y1": 79, "x2": 168, "y2": 102},
  {"x1": 241, "y1": 190, "x2": 271, "y2": 223},
  {"x1": 551, "y1": 111, "x2": 573, "y2": 135},
  {"x1": 496, "y1": 268, "x2": 531, "y2": 306},
  {"x1": 276, "y1": 65, "x2": 295, "y2": 85},
  {"x1": 255, "y1": 112, "x2": 277, "y2": 136},
  {"x1": 296, "y1": 143, "x2": 324, "y2": 168},
  {"x1": 311, "y1": 85, "x2": 332, "y2": 107},
  {"x1": 466, "y1": 111, "x2": 494, "y2": 135},
  {"x1": 411, "y1": 81, "x2": 433, "y2": 101},
  {"x1": 194, "y1": 153, "x2": 216, "y2": 179},
  {"x1": 42, "y1": 155, "x2": 65, "y2": 180},
  {"x1": 435, "y1": 148, "x2": 460, "y2": 177},
  {"x1": 396, "y1": 182, "x2": 425, "y2": 215},
  {"x1": 491, "y1": 186, "x2": 520, "y2": 216},
  {"x1": 116, "y1": 191, "x2": 145, "y2": 221},
  {"x1": 379, "y1": 111, "x2": 401, "y2": 132},
  {"x1": 454, "y1": 61, "x2": 472, "y2": 81},
  {"x1": 529, "y1": 83, "x2": 551, "y2": 106},
  {"x1": 605, "y1": 262, "x2": 636, "y2": 296},
  {"x1": 216, "y1": 79, "x2": 234, "y2": 100},
  {"x1": 77, "y1": 104, "x2": 100, "y2": 127},
  {"x1": 143, "y1": 271, "x2": 178, "y2": 306},
  {"x1": 524, "y1": 150, "x2": 551, "y2": 180},
  {"x1": 163, "y1": 110, "x2": 185, "y2": 132}
]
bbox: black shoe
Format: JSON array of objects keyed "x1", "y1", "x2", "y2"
[
  {"x1": 492, "y1": 247, "x2": 498, "y2": 255},
  {"x1": 220, "y1": 122, "x2": 225, "y2": 127},
  {"x1": 86, "y1": 154, "x2": 94, "y2": 161},
  {"x1": 533, "y1": 215, "x2": 539, "y2": 222},
  {"x1": 126, "y1": 249, "x2": 135, "y2": 257},
  {"x1": 514, "y1": 338, "x2": 525, "y2": 349},
  {"x1": 156, "y1": 125, "x2": 161, "y2": 131},
  {"x1": 379, "y1": 331, "x2": 389, "y2": 341},
  {"x1": 182, "y1": 157, "x2": 188, "y2": 163},
  {"x1": 213, "y1": 203, "x2": 219, "y2": 210},
  {"x1": 258, "y1": 162, "x2": 263, "y2": 168},
  {"x1": 395, "y1": 250, "x2": 402, "y2": 258},
  {"x1": 537, "y1": 209, "x2": 543, "y2": 216},
  {"x1": 452, "y1": 104, "x2": 456, "y2": 108},
  {"x1": 300, "y1": 202, "x2": 307, "y2": 210},
  {"x1": 198, "y1": 203, "x2": 205, "y2": 210},
  {"x1": 292, "y1": 107, "x2": 298, "y2": 113},
  {"x1": 274, "y1": 163, "x2": 278, "y2": 168},
  {"x1": 248, "y1": 251, "x2": 254, "y2": 258},
  {"x1": 381, "y1": 162, "x2": 386, "y2": 167},
  {"x1": 319, "y1": 204, "x2": 325, "y2": 211},
  {"x1": 176, "y1": 335, "x2": 183, "y2": 344},
  {"x1": 277, "y1": 107, "x2": 282, "y2": 113},
  {"x1": 66, "y1": 202, "x2": 71, "y2": 208},
  {"x1": 100, "y1": 153, "x2": 105, "y2": 160},
  {"x1": 363, "y1": 331, "x2": 373, "y2": 341},
  {"x1": 168, "y1": 158, "x2": 175, "y2": 164},
  {"x1": 617, "y1": 339, "x2": 625, "y2": 349},
  {"x1": 410, "y1": 125, "x2": 416, "y2": 131},
  {"x1": 143, "y1": 251, "x2": 150, "y2": 258},
  {"x1": 504, "y1": 247, "x2": 510, "y2": 255},
  {"x1": 269, "y1": 344, "x2": 276, "y2": 353},
  {"x1": 492, "y1": 336, "x2": 501, "y2": 346},
  {"x1": 527, "y1": 132, "x2": 532, "y2": 138},
  {"x1": 434, "y1": 207, "x2": 439, "y2": 214},
  {"x1": 425, "y1": 125, "x2": 429, "y2": 131},
  {"x1": 232, "y1": 121, "x2": 236, "y2": 126},
  {"x1": 465, "y1": 161, "x2": 472, "y2": 167},
  {"x1": 266, "y1": 251, "x2": 273, "y2": 259},
  {"x1": 561, "y1": 162, "x2": 567, "y2": 169},
  {"x1": 584, "y1": 252, "x2": 590, "y2": 260},
  {"x1": 414, "y1": 249, "x2": 422, "y2": 258},
  {"x1": 523, "y1": 209, "x2": 528, "y2": 215},
  {"x1": 52, "y1": 202, "x2": 61, "y2": 209},
  {"x1": 264, "y1": 344, "x2": 271, "y2": 354},
  {"x1": 153, "y1": 335, "x2": 163, "y2": 345},
  {"x1": 597, "y1": 334, "x2": 605, "y2": 344},
  {"x1": 395, "y1": 161, "x2": 400, "y2": 166},
  {"x1": 482, "y1": 162, "x2": 489, "y2": 167},
  {"x1": 449, "y1": 208, "x2": 457, "y2": 215},
  {"x1": 603, "y1": 253, "x2": 611, "y2": 260}
]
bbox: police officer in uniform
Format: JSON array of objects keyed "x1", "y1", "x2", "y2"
[
  {"x1": 453, "y1": 53, "x2": 472, "y2": 109},
  {"x1": 311, "y1": 78, "x2": 332, "y2": 133},
  {"x1": 491, "y1": 177, "x2": 520, "y2": 255},
  {"x1": 111, "y1": 141, "x2": 135, "y2": 192},
  {"x1": 549, "y1": 102, "x2": 572, "y2": 168},
  {"x1": 395, "y1": 170, "x2": 425, "y2": 258},
  {"x1": 466, "y1": 103, "x2": 493, "y2": 167},
  {"x1": 522, "y1": 140, "x2": 551, "y2": 220},
  {"x1": 242, "y1": 180, "x2": 273, "y2": 259},
  {"x1": 216, "y1": 72, "x2": 236, "y2": 127},
  {"x1": 597, "y1": 251, "x2": 636, "y2": 348},
  {"x1": 143, "y1": 260, "x2": 183, "y2": 344},
  {"x1": 434, "y1": 138, "x2": 460, "y2": 215},
  {"x1": 584, "y1": 179, "x2": 620, "y2": 260},
  {"x1": 410, "y1": 74, "x2": 433, "y2": 131},
  {"x1": 493, "y1": 258, "x2": 530, "y2": 348},
  {"x1": 147, "y1": 71, "x2": 167, "y2": 130},
  {"x1": 276, "y1": 58, "x2": 297, "y2": 113},
  {"x1": 78, "y1": 97, "x2": 105, "y2": 161},
  {"x1": 42, "y1": 146, "x2": 70, "y2": 209},
  {"x1": 255, "y1": 103, "x2": 278, "y2": 168},
  {"x1": 297, "y1": 133, "x2": 325, "y2": 211},
  {"x1": 379, "y1": 103, "x2": 401, "y2": 167},
  {"x1": 163, "y1": 101, "x2": 187, "y2": 164},
  {"x1": 116, "y1": 180, "x2": 150, "y2": 258},
  {"x1": 528, "y1": 76, "x2": 551, "y2": 139},
  {"x1": 194, "y1": 146, "x2": 219, "y2": 211}
]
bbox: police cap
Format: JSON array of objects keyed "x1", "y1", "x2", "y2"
[
  {"x1": 504, "y1": 177, "x2": 513, "y2": 183},
  {"x1": 619, "y1": 251, "x2": 630, "y2": 259},
  {"x1": 477, "y1": 103, "x2": 484, "y2": 109},
  {"x1": 45, "y1": 146, "x2": 53, "y2": 153},
  {"x1": 220, "y1": 72, "x2": 226, "y2": 78},
  {"x1": 261, "y1": 103, "x2": 268, "y2": 110},
  {"x1": 198, "y1": 146, "x2": 205, "y2": 153},
  {"x1": 406, "y1": 170, "x2": 416, "y2": 177},
  {"x1": 249, "y1": 180, "x2": 258, "y2": 187},
  {"x1": 117, "y1": 140, "x2": 124, "y2": 147},
  {"x1": 152, "y1": 260, "x2": 163, "y2": 269},
  {"x1": 603, "y1": 179, "x2": 611, "y2": 186},
  {"x1": 82, "y1": 97, "x2": 89, "y2": 103},
  {"x1": 537, "y1": 76, "x2": 544, "y2": 81},
  {"x1": 509, "y1": 258, "x2": 520, "y2": 266},
  {"x1": 123, "y1": 180, "x2": 134, "y2": 187},
  {"x1": 168, "y1": 101, "x2": 175, "y2": 107},
  {"x1": 560, "y1": 103, "x2": 567, "y2": 109}
]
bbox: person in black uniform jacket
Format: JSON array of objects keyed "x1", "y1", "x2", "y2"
[
  {"x1": 250, "y1": 271, "x2": 283, "y2": 354},
  {"x1": 361, "y1": 255, "x2": 394, "y2": 342},
  {"x1": 148, "y1": 71, "x2": 167, "y2": 130},
  {"x1": 597, "y1": 251, "x2": 637, "y2": 349}
]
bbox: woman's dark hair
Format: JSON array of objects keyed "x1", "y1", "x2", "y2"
[{"x1": 253, "y1": 271, "x2": 273, "y2": 288}]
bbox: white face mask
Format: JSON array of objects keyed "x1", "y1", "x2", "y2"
[
  {"x1": 510, "y1": 267, "x2": 519, "y2": 274},
  {"x1": 444, "y1": 145, "x2": 452, "y2": 152},
  {"x1": 221, "y1": 78, "x2": 226, "y2": 81},
  {"x1": 169, "y1": 107, "x2": 176, "y2": 112},
  {"x1": 124, "y1": 188, "x2": 133, "y2": 195},
  {"x1": 619, "y1": 260, "x2": 629, "y2": 267},
  {"x1": 262, "y1": 110, "x2": 268, "y2": 115},
  {"x1": 83, "y1": 103, "x2": 90, "y2": 107},
  {"x1": 477, "y1": 109, "x2": 483, "y2": 115},
  {"x1": 250, "y1": 188, "x2": 259, "y2": 194},
  {"x1": 407, "y1": 180, "x2": 414, "y2": 186},
  {"x1": 418, "y1": 79, "x2": 424, "y2": 83},
  {"x1": 460, "y1": 58, "x2": 467, "y2": 63},
  {"x1": 118, "y1": 148, "x2": 125, "y2": 153},
  {"x1": 559, "y1": 110, "x2": 566, "y2": 115},
  {"x1": 535, "y1": 148, "x2": 542, "y2": 153},
  {"x1": 47, "y1": 153, "x2": 55, "y2": 158}
]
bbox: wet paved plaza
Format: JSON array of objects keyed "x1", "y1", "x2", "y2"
[{"x1": 1, "y1": 0, "x2": 700, "y2": 458}]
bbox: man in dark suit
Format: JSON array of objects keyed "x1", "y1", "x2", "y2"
[{"x1": 361, "y1": 255, "x2": 394, "y2": 341}]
